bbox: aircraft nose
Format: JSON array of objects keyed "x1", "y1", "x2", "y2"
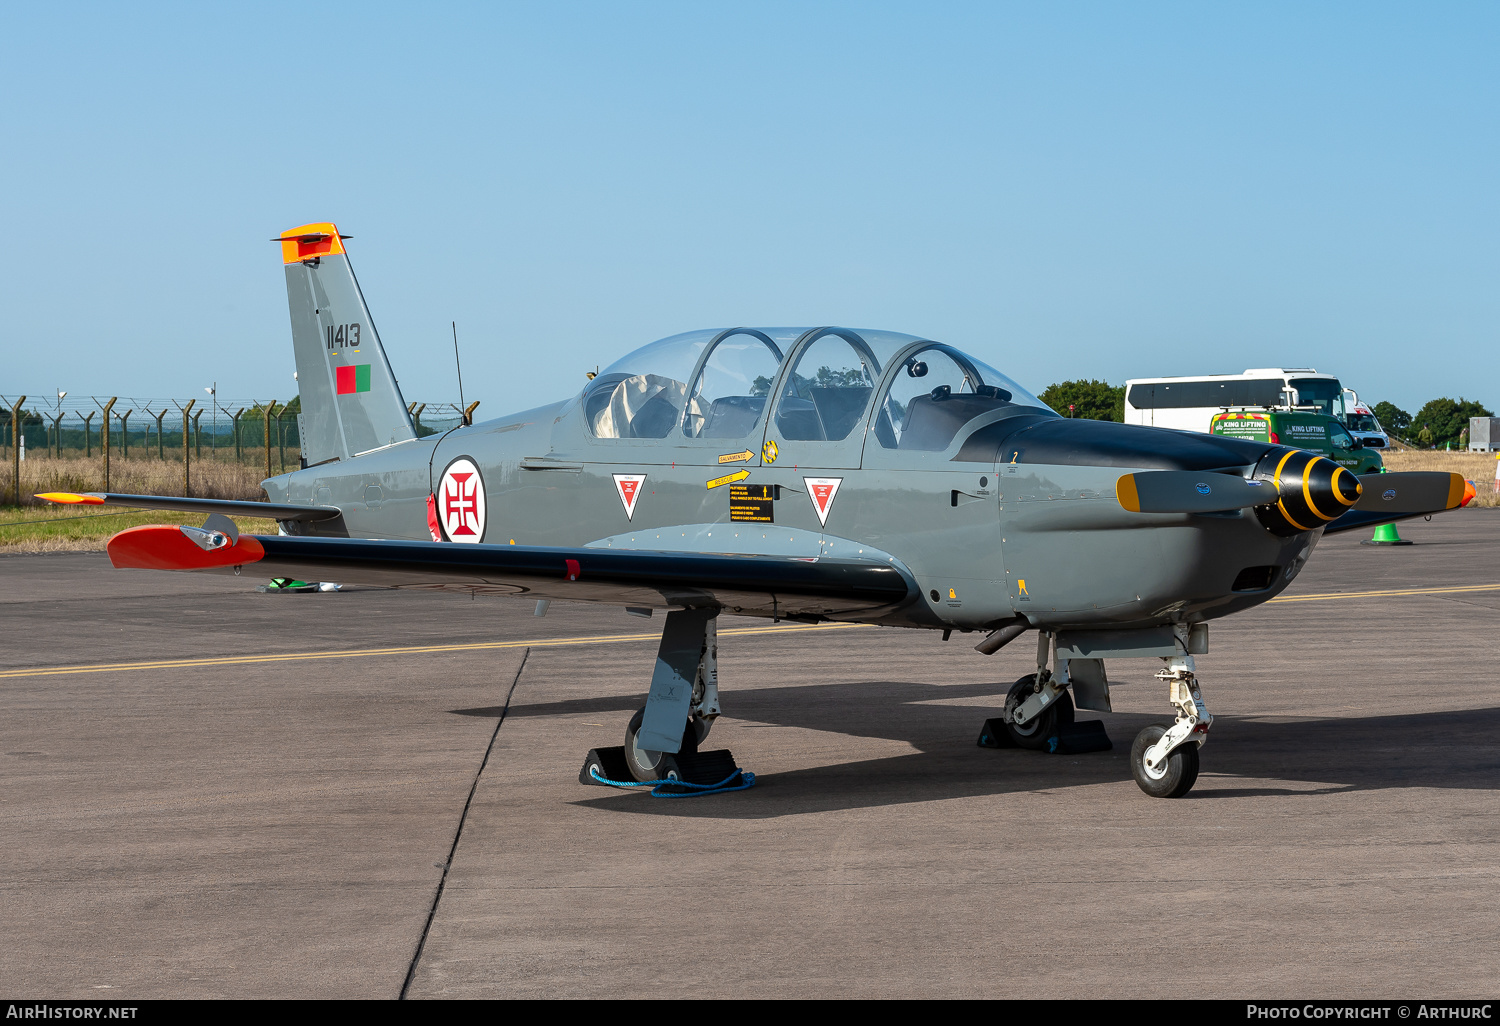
[{"x1": 1251, "y1": 448, "x2": 1362, "y2": 535}]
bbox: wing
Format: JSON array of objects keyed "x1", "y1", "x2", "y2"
[
  {"x1": 37, "y1": 491, "x2": 341, "y2": 523},
  {"x1": 105, "y1": 526, "x2": 915, "y2": 618}
]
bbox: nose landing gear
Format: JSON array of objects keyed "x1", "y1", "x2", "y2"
[{"x1": 1130, "y1": 655, "x2": 1212, "y2": 798}]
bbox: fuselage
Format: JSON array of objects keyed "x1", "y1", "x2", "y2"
[{"x1": 265, "y1": 328, "x2": 1318, "y2": 633}]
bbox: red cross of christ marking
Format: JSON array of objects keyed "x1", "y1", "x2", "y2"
[{"x1": 444, "y1": 473, "x2": 479, "y2": 535}]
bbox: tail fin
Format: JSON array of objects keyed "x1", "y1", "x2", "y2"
[{"x1": 279, "y1": 223, "x2": 415, "y2": 465}]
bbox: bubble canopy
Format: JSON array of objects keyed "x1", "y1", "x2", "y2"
[{"x1": 582, "y1": 327, "x2": 1052, "y2": 441}]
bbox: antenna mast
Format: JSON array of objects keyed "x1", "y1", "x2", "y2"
[{"x1": 452, "y1": 321, "x2": 468, "y2": 424}]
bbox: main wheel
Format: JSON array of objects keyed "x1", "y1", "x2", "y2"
[
  {"x1": 1130, "y1": 724, "x2": 1200, "y2": 798},
  {"x1": 622, "y1": 707, "x2": 699, "y2": 782},
  {"x1": 1002, "y1": 674, "x2": 1075, "y2": 750}
]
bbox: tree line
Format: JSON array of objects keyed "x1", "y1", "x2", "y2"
[
  {"x1": 1035, "y1": 380, "x2": 1491, "y2": 449},
  {"x1": 1370, "y1": 399, "x2": 1491, "y2": 449}
]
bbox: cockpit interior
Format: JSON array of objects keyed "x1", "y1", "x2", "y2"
[{"x1": 580, "y1": 327, "x2": 1053, "y2": 452}]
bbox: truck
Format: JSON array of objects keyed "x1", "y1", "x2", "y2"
[{"x1": 1209, "y1": 408, "x2": 1384, "y2": 475}]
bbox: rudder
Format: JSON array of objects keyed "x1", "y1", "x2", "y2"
[{"x1": 279, "y1": 224, "x2": 415, "y2": 465}]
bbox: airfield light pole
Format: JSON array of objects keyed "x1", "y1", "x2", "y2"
[{"x1": 205, "y1": 384, "x2": 217, "y2": 458}]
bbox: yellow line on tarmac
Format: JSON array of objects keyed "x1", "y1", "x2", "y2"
[
  {"x1": 12, "y1": 582, "x2": 1493, "y2": 679},
  {"x1": 0, "y1": 621, "x2": 869, "y2": 680},
  {"x1": 1268, "y1": 583, "x2": 1500, "y2": 604}
]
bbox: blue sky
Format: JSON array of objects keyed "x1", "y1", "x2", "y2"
[{"x1": 1, "y1": 1, "x2": 1495, "y2": 416}]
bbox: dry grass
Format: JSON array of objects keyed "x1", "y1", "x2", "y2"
[
  {"x1": 0, "y1": 506, "x2": 280, "y2": 553},
  {"x1": 1, "y1": 454, "x2": 275, "y2": 507},
  {"x1": 1378, "y1": 449, "x2": 1500, "y2": 507},
  {"x1": 0, "y1": 453, "x2": 286, "y2": 553}
]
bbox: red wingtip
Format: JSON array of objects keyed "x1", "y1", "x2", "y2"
[
  {"x1": 107, "y1": 525, "x2": 266, "y2": 571},
  {"x1": 1462, "y1": 480, "x2": 1477, "y2": 507}
]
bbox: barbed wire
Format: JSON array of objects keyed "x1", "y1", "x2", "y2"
[{"x1": 0, "y1": 395, "x2": 472, "y2": 420}]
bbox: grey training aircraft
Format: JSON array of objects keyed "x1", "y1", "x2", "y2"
[{"x1": 45, "y1": 223, "x2": 1472, "y2": 798}]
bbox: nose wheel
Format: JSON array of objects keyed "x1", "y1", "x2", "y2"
[
  {"x1": 1130, "y1": 655, "x2": 1212, "y2": 798},
  {"x1": 1130, "y1": 724, "x2": 1200, "y2": 798}
]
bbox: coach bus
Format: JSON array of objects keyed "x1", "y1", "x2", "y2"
[{"x1": 1123, "y1": 368, "x2": 1347, "y2": 434}]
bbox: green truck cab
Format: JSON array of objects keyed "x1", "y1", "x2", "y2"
[{"x1": 1210, "y1": 409, "x2": 1384, "y2": 474}]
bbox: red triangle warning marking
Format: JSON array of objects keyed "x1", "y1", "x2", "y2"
[
  {"x1": 613, "y1": 473, "x2": 646, "y2": 520},
  {"x1": 803, "y1": 477, "x2": 843, "y2": 527}
]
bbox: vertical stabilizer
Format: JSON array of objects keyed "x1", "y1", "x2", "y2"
[{"x1": 279, "y1": 224, "x2": 415, "y2": 465}]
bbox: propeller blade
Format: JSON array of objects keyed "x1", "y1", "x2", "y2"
[
  {"x1": 1352, "y1": 472, "x2": 1466, "y2": 514},
  {"x1": 1116, "y1": 472, "x2": 1274, "y2": 514}
]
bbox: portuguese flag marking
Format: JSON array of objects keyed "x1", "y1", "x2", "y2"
[{"x1": 336, "y1": 364, "x2": 372, "y2": 395}]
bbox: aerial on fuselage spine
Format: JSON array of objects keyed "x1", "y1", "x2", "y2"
[{"x1": 40, "y1": 223, "x2": 1472, "y2": 798}]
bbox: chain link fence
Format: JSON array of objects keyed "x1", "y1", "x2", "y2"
[{"x1": 0, "y1": 394, "x2": 476, "y2": 505}]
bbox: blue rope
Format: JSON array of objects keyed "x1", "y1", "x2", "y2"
[{"x1": 589, "y1": 766, "x2": 756, "y2": 797}]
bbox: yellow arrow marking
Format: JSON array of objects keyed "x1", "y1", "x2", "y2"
[
  {"x1": 706, "y1": 469, "x2": 751, "y2": 490},
  {"x1": 717, "y1": 450, "x2": 755, "y2": 464},
  {"x1": 0, "y1": 622, "x2": 869, "y2": 680}
]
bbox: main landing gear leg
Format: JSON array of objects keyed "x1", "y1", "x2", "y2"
[
  {"x1": 622, "y1": 609, "x2": 719, "y2": 782},
  {"x1": 1130, "y1": 653, "x2": 1212, "y2": 798},
  {"x1": 1000, "y1": 631, "x2": 1075, "y2": 749}
]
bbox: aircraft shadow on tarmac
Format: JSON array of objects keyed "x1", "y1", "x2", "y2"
[{"x1": 453, "y1": 681, "x2": 1500, "y2": 817}]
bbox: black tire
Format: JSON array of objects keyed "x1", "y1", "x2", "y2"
[
  {"x1": 622, "y1": 707, "x2": 696, "y2": 782},
  {"x1": 1130, "y1": 724, "x2": 1200, "y2": 798},
  {"x1": 1002, "y1": 674, "x2": 1075, "y2": 750}
]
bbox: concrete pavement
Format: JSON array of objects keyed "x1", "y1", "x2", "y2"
[{"x1": 2, "y1": 510, "x2": 1497, "y2": 997}]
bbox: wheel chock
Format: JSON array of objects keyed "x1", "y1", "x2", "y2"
[
  {"x1": 580, "y1": 746, "x2": 753, "y2": 796},
  {"x1": 977, "y1": 718, "x2": 1017, "y2": 749},
  {"x1": 579, "y1": 746, "x2": 634, "y2": 786},
  {"x1": 977, "y1": 717, "x2": 1112, "y2": 754},
  {"x1": 670, "y1": 749, "x2": 741, "y2": 786}
]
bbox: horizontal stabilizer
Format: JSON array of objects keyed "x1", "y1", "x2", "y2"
[
  {"x1": 1115, "y1": 472, "x2": 1274, "y2": 514},
  {"x1": 108, "y1": 525, "x2": 267, "y2": 571},
  {"x1": 37, "y1": 491, "x2": 342, "y2": 522}
]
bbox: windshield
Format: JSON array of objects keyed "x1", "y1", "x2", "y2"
[
  {"x1": 1289, "y1": 378, "x2": 1344, "y2": 418},
  {"x1": 874, "y1": 344, "x2": 1056, "y2": 451},
  {"x1": 1345, "y1": 413, "x2": 1379, "y2": 433}
]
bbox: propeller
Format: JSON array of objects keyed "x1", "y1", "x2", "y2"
[
  {"x1": 1351, "y1": 472, "x2": 1466, "y2": 514},
  {"x1": 1115, "y1": 472, "x2": 1275, "y2": 514},
  {"x1": 1117, "y1": 453, "x2": 1467, "y2": 536}
]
